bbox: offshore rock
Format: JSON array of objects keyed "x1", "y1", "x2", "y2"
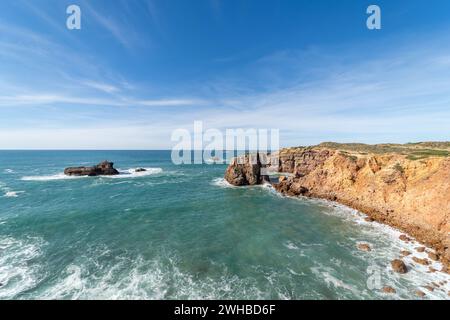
[
  {"x1": 64, "y1": 161, "x2": 119, "y2": 176},
  {"x1": 224, "y1": 153, "x2": 270, "y2": 186}
]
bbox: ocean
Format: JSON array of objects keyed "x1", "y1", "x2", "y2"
[{"x1": 0, "y1": 151, "x2": 448, "y2": 299}]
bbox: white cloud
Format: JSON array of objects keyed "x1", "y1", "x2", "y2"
[
  {"x1": 138, "y1": 99, "x2": 204, "y2": 107},
  {"x1": 82, "y1": 81, "x2": 120, "y2": 94},
  {"x1": 0, "y1": 93, "x2": 204, "y2": 108}
]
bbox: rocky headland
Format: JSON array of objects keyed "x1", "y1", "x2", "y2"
[
  {"x1": 64, "y1": 160, "x2": 119, "y2": 176},
  {"x1": 224, "y1": 142, "x2": 450, "y2": 270}
]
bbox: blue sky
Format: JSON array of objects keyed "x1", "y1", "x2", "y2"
[{"x1": 1, "y1": 0, "x2": 450, "y2": 149}]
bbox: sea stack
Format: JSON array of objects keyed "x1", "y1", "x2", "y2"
[
  {"x1": 64, "y1": 160, "x2": 119, "y2": 176},
  {"x1": 224, "y1": 153, "x2": 270, "y2": 186}
]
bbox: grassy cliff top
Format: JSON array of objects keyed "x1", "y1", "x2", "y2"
[{"x1": 282, "y1": 142, "x2": 450, "y2": 160}]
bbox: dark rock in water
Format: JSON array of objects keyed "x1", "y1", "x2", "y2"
[
  {"x1": 427, "y1": 252, "x2": 439, "y2": 261},
  {"x1": 400, "y1": 250, "x2": 412, "y2": 257},
  {"x1": 135, "y1": 168, "x2": 147, "y2": 172},
  {"x1": 357, "y1": 243, "x2": 372, "y2": 252},
  {"x1": 412, "y1": 257, "x2": 429, "y2": 266},
  {"x1": 64, "y1": 161, "x2": 119, "y2": 176},
  {"x1": 391, "y1": 259, "x2": 408, "y2": 273},
  {"x1": 382, "y1": 286, "x2": 396, "y2": 294},
  {"x1": 224, "y1": 153, "x2": 270, "y2": 186},
  {"x1": 399, "y1": 234, "x2": 411, "y2": 242}
]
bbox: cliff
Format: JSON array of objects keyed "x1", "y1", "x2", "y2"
[{"x1": 224, "y1": 143, "x2": 450, "y2": 268}]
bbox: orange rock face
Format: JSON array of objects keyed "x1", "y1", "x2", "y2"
[{"x1": 271, "y1": 147, "x2": 450, "y2": 265}]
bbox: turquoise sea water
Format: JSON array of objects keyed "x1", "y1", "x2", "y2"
[{"x1": 0, "y1": 151, "x2": 448, "y2": 300}]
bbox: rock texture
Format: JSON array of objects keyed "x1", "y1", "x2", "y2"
[
  {"x1": 391, "y1": 259, "x2": 408, "y2": 274},
  {"x1": 64, "y1": 161, "x2": 119, "y2": 176},
  {"x1": 225, "y1": 144, "x2": 450, "y2": 267},
  {"x1": 401, "y1": 250, "x2": 412, "y2": 257},
  {"x1": 357, "y1": 243, "x2": 372, "y2": 252},
  {"x1": 224, "y1": 153, "x2": 270, "y2": 186},
  {"x1": 382, "y1": 286, "x2": 396, "y2": 294},
  {"x1": 412, "y1": 257, "x2": 429, "y2": 266}
]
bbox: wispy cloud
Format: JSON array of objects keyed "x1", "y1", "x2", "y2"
[
  {"x1": 138, "y1": 99, "x2": 204, "y2": 107},
  {"x1": 0, "y1": 93, "x2": 204, "y2": 108},
  {"x1": 86, "y1": 5, "x2": 133, "y2": 49},
  {"x1": 82, "y1": 81, "x2": 120, "y2": 94},
  {"x1": 83, "y1": 0, "x2": 151, "y2": 51},
  {"x1": 1, "y1": 4, "x2": 450, "y2": 149}
]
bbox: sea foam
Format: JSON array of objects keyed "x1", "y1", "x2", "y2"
[
  {"x1": 0, "y1": 236, "x2": 46, "y2": 299},
  {"x1": 211, "y1": 178, "x2": 236, "y2": 188},
  {"x1": 20, "y1": 168, "x2": 163, "y2": 181},
  {"x1": 3, "y1": 191, "x2": 24, "y2": 198},
  {"x1": 21, "y1": 174, "x2": 87, "y2": 181},
  {"x1": 104, "y1": 168, "x2": 163, "y2": 179}
]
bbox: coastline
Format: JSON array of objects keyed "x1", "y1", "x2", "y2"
[
  {"x1": 224, "y1": 143, "x2": 450, "y2": 272},
  {"x1": 1, "y1": 150, "x2": 449, "y2": 299},
  {"x1": 279, "y1": 189, "x2": 449, "y2": 271},
  {"x1": 216, "y1": 176, "x2": 450, "y2": 297}
]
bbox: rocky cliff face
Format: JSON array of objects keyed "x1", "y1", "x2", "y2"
[
  {"x1": 64, "y1": 161, "x2": 119, "y2": 176},
  {"x1": 225, "y1": 146, "x2": 450, "y2": 266},
  {"x1": 224, "y1": 153, "x2": 270, "y2": 186}
]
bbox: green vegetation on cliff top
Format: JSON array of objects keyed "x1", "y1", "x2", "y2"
[{"x1": 283, "y1": 142, "x2": 450, "y2": 160}]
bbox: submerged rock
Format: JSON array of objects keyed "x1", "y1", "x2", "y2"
[
  {"x1": 382, "y1": 286, "x2": 396, "y2": 294},
  {"x1": 357, "y1": 243, "x2": 372, "y2": 252},
  {"x1": 412, "y1": 257, "x2": 429, "y2": 266},
  {"x1": 399, "y1": 235, "x2": 411, "y2": 242},
  {"x1": 427, "y1": 252, "x2": 439, "y2": 261},
  {"x1": 415, "y1": 290, "x2": 426, "y2": 297},
  {"x1": 423, "y1": 285, "x2": 434, "y2": 292},
  {"x1": 428, "y1": 266, "x2": 437, "y2": 273},
  {"x1": 135, "y1": 168, "x2": 147, "y2": 172},
  {"x1": 401, "y1": 250, "x2": 412, "y2": 257},
  {"x1": 64, "y1": 161, "x2": 119, "y2": 176},
  {"x1": 391, "y1": 259, "x2": 408, "y2": 273}
]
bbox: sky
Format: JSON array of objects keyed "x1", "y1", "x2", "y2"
[{"x1": 0, "y1": 0, "x2": 450, "y2": 149}]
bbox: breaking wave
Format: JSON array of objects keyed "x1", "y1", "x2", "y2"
[
  {"x1": 105, "y1": 168, "x2": 163, "y2": 179},
  {"x1": 210, "y1": 178, "x2": 236, "y2": 188},
  {"x1": 20, "y1": 168, "x2": 163, "y2": 182},
  {"x1": 21, "y1": 174, "x2": 87, "y2": 181},
  {"x1": 0, "y1": 236, "x2": 46, "y2": 299}
]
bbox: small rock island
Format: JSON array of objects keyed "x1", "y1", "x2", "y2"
[{"x1": 64, "y1": 160, "x2": 119, "y2": 176}]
